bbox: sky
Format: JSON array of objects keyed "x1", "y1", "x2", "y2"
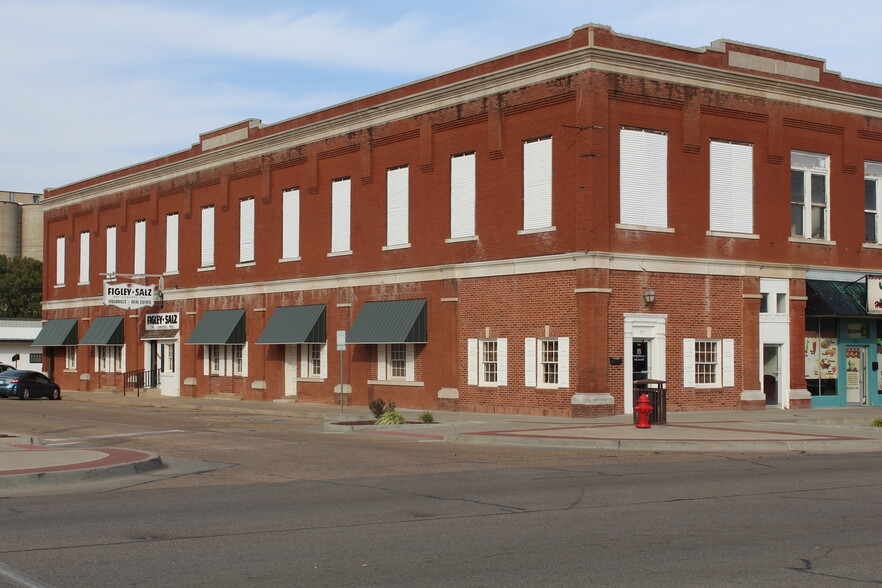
[{"x1": 2, "y1": 0, "x2": 880, "y2": 194}]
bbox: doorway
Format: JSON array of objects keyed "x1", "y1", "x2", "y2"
[
  {"x1": 284, "y1": 344, "x2": 298, "y2": 397},
  {"x1": 633, "y1": 340, "x2": 650, "y2": 383},
  {"x1": 845, "y1": 346, "x2": 867, "y2": 405},
  {"x1": 763, "y1": 345, "x2": 780, "y2": 406}
]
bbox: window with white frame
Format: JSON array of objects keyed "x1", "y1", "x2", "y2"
[
  {"x1": 523, "y1": 137, "x2": 553, "y2": 231},
  {"x1": 376, "y1": 343, "x2": 415, "y2": 381},
  {"x1": 709, "y1": 140, "x2": 753, "y2": 234},
  {"x1": 300, "y1": 343, "x2": 327, "y2": 379},
  {"x1": 201, "y1": 206, "x2": 215, "y2": 267},
  {"x1": 865, "y1": 162, "x2": 882, "y2": 243},
  {"x1": 134, "y1": 219, "x2": 146, "y2": 275},
  {"x1": 55, "y1": 236, "x2": 65, "y2": 286},
  {"x1": 79, "y1": 231, "x2": 90, "y2": 284},
  {"x1": 331, "y1": 178, "x2": 351, "y2": 253},
  {"x1": 450, "y1": 152, "x2": 476, "y2": 239},
  {"x1": 166, "y1": 213, "x2": 179, "y2": 273},
  {"x1": 467, "y1": 338, "x2": 508, "y2": 387},
  {"x1": 232, "y1": 345, "x2": 244, "y2": 376},
  {"x1": 790, "y1": 151, "x2": 829, "y2": 240},
  {"x1": 239, "y1": 197, "x2": 255, "y2": 263},
  {"x1": 386, "y1": 165, "x2": 409, "y2": 247},
  {"x1": 524, "y1": 337, "x2": 569, "y2": 388},
  {"x1": 210, "y1": 344, "x2": 222, "y2": 374},
  {"x1": 282, "y1": 188, "x2": 300, "y2": 259},
  {"x1": 619, "y1": 127, "x2": 668, "y2": 228},
  {"x1": 98, "y1": 345, "x2": 123, "y2": 373},
  {"x1": 105, "y1": 225, "x2": 117, "y2": 275},
  {"x1": 683, "y1": 338, "x2": 734, "y2": 388},
  {"x1": 65, "y1": 346, "x2": 76, "y2": 370},
  {"x1": 206, "y1": 344, "x2": 247, "y2": 377}
]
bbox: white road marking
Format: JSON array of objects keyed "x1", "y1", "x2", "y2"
[
  {"x1": 44, "y1": 429, "x2": 185, "y2": 442},
  {"x1": 0, "y1": 560, "x2": 55, "y2": 588}
]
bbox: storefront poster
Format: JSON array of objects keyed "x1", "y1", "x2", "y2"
[
  {"x1": 868, "y1": 276, "x2": 882, "y2": 314},
  {"x1": 805, "y1": 337, "x2": 837, "y2": 379}
]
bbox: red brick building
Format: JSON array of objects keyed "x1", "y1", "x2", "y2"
[{"x1": 36, "y1": 25, "x2": 882, "y2": 416}]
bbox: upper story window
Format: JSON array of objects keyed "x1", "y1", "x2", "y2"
[
  {"x1": 385, "y1": 165, "x2": 409, "y2": 248},
  {"x1": 449, "y1": 152, "x2": 476, "y2": 240},
  {"x1": 709, "y1": 140, "x2": 753, "y2": 234},
  {"x1": 522, "y1": 137, "x2": 553, "y2": 232},
  {"x1": 281, "y1": 188, "x2": 300, "y2": 260},
  {"x1": 133, "y1": 219, "x2": 146, "y2": 275},
  {"x1": 865, "y1": 161, "x2": 882, "y2": 244},
  {"x1": 790, "y1": 151, "x2": 829, "y2": 240},
  {"x1": 165, "y1": 213, "x2": 179, "y2": 274},
  {"x1": 330, "y1": 177, "x2": 351, "y2": 254},
  {"x1": 55, "y1": 235, "x2": 65, "y2": 286},
  {"x1": 105, "y1": 225, "x2": 117, "y2": 275},
  {"x1": 78, "y1": 231, "x2": 90, "y2": 284},
  {"x1": 239, "y1": 197, "x2": 255, "y2": 264},
  {"x1": 201, "y1": 206, "x2": 215, "y2": 268},
  {"x1": 619, "y1": 127, "x2": 668, "y2": 229}
]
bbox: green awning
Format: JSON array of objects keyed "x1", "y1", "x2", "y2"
[
  {"x1": 347, "y1": 299, "x2": 427, "y2": 344},
  {"x1": 32, "y1": 318, "x2": 78, "y2": 346},
  {"x1": 256, "y1": 305, "x2": 326, "y2": 345},
  {"x1": 80, "y1": 316, "x2": 125, "y2": 346},
  {"x1": 186, "y1": 309, "x2": 246, "y2": 345},
  {"x1": 806, "y1": 280, "x2": 866, "y2": 316}
]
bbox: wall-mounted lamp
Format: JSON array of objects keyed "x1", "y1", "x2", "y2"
[{"x1": 643, "y1": 287, "x2": 656, "y2": 306}]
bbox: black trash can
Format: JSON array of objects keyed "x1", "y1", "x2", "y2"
[{"x1": 632, "y1": 379, "x2": 667, "y2": 425}]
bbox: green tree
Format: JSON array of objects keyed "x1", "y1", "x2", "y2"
[{"x1": 0, "y1": 255, "x2": 42, "y2": 318}]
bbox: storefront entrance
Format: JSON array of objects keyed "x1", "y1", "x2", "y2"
[
  {"x1": 146, "y1": 339, "x2": 180, "y2": 396},
  {"x1": 845, "y1": 345, "x2": 867, "y2": 405},
  {"x1": 763, "y1": 345, "x2": 781, "y2": 407}
]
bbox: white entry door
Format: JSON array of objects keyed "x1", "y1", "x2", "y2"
[
  {"x1": 159, "y1": 340, "x2": 180, "y2": 396},
  {"x1": 284, "y1": 344, "x2": 298, "y2": 397}
]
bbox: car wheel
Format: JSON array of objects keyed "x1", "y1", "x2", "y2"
[
  {"x1": 19, "y1": 387, "x2": 30, "y2": 400},
  {"x1": 51, "y1": 387, "x2": 61, "y2": 400}
]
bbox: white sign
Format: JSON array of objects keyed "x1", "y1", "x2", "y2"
[
  {"x1": 868, "y1": 276, "x2": 882, "y2": 314},
  {"x1": 103, "y1": 282, "x2": 157, "y2": 310},
  {"x1": 145, "y1": 312, "x2": 180, "y2": 331},
  {"x1": 336, "y1": 330, "x2": 346, "y2": 351}
]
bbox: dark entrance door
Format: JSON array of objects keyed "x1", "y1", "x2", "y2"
[{"x1": 633, "y1": 340, "x2": 649, "y2": 382}]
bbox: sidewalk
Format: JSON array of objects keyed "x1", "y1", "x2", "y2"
[{"x1": 3, "y1": 390, "x2": 882, "y2": 495}]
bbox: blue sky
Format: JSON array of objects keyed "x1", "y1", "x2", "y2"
[{"x1": 2, "y1": 0, "x2": 880, "y2": 193}]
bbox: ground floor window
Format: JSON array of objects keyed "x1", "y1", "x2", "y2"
[
  {"x1": 377, "y1": 343, "x2": 415, "y2": 381},
  {"x1": 683, "y1": 338, "x2": 734, "y2": 388},
  {"x1": 65, "y1": 346, "x2": 77, "y2": 370},
  {"x1": 467, "y1": 338, "x2": 508, "y2": 387},
  {"x1": 694, "y1": 340, "x2": 719, "y2": 385},
  {"x1": 205, "y1": 344, "x2": 247, "y2": 377},
  {"x1": 804, "y1": 317, "x2": 838, "y2": 396},
  {"x1": 299, "y1": 343, "x2": 327, "y2": 379},
  {"x1": 524, "y1": 337, "x2": 569, "y2": 389},
  {"x1": 97, "y1": 345, "x2": 123, "y2": 373},
  {"x1": 29, "y1": 353, "x2": 42, "y2": 364}
]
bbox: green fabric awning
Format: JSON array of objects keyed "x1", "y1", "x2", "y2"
[
  {"x1": 806, "y1": 280, "x2": 867, "y2": 316},
  {"x1": 32, "y1": 318, "x2": 78, "y2": 346},
  {"x1": 256, "y1": 305, "x2": 326, "y2": 345},
  {"x1": 80, "y1": 316, "x2": 125, "y2": 346},
  {"x1": 347, "y1": 299, "x2": 427, "y2": 344},
  {"x1": 186, "y1": 309, "x2": 246, "y2": 345}
]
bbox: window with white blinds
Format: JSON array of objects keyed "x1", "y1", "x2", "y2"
[
  {"x1": 709, "y1": 141, "x2": 753, "y2": 233},
  {"x1": 386, "y1": 166, "x2": 409, "y2": 247},
  {"x1": 55, "y1": 236, "x2": 65, "y2": 285},
  {"x1": 201, "y1": 206, "x2": 215, "y2": 267},
  {"x1": 165, "y1": 213, "x2": 178, "y2": 273},
  {"x1": 134, "y1": 220, "x2": 146, "y2": 275},
  {"x1": 105, "y1": 225, "x2": 116, "y2": 275},
  {"x1": 619, "y1": 128, "x2": 668, "y2": 228},
  {"x1": 239, "y1": 197, "x2": 255, "y2": 263},
  {"x1": 523, "y1": 137, "x2": 553, "y2": 231},
  {"x1": 281, "y1": 188, "x2": 300, "y2": 259},
  {"x1": 331, "y1": 178, "x2": 351, "y2": 253},
  {"x1": 450, "y1": 152, "x2": 476, "y2": 239},
  {"x1": 78, "y1": 231, "x2": 90, "y2": 284}
]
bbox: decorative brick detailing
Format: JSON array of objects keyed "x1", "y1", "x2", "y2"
[
  {"x1": 682, "y1": 144, "x2": 701, "y2": 154},
  {"x1": 317, "y1": 144, "x2": 360, "y2": 160},
  {"x1": 502, "y1": 91, "x2": 576, "y2": 116},
  {"x1": 269, "y1": 156, "x2": 308, "y2": 171},
  {"x1": 228, "y1": 168, "x2": 261, "y2": 181},
  {"x1": 432, "y1": 113, "x2": 489, "y2": 133},
  {"x1": 767, "y1": 154, "x2": 784, "y2": 165},
  {"x1": 842, "y1": 164, "x2": 857, "y2": 175},
  {"x1": 609, "y1": 90, "x2": 684, "y2": 110},
  {"x1": 700, "y1": 105, "x2": 768, "y2": 123},
  {"x1": 858, "y1": 129, "x2": 882, "y2": 142},
  {"x1": 371, "y1": 129, "x2": 420, "y2": 147},
  {"x1": 783, "y1": 118, "x2": 844, "y2": 135}
]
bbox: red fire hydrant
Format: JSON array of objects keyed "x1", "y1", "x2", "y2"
[{"x1": 634, "y1": 392, "x2": 653, "y2": 429}]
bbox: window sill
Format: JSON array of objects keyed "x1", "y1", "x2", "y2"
[
  {"x1": 278, "y1": 257, "x2": 301, "y2": 263},
  {"x1": 197, "y1": 266, "x2": 216, "y2": 272},
  {"x1": 445, "y1": 235, "x2": 478, "y2": 243},
  {"x1": 518, "y1": 226, "x2": 556, "y2": 236},
  {"x1": 327, "y1": 250, "x2": 353, "y2": 258},
  {"x1": 235, "y1": 261, "x2": 256, "y2": 268},
  {"x1": 77, "y1": 282, "x2": 89, "y2": 286},
  {"x1": 296, "y1": 377, "x2": 325, "y2": 383},
  {"x1": 788, "y1": 237, "x2": 836, "y2": 246},
  {"x1": 616, "y1": 224, "x2": 675, "y2": 233},
  {"x1": 54, "y1": 284, "x2": 65, "y2": 288},
  {"x1": 863, "y1": 242, "x2": 882, "y2": 250},
  {"x1": 382, "y1": 243, "x2": 411, "y2": 251},
  {"x1": 367, "y1": 379, "x2": 424, "y2": 387},
  {"x1": 706, "y1": 230, "x2": 759, "y2": 239},
  {"x1": 163, "y1": 271, "x2": 179, "y2": 276}
]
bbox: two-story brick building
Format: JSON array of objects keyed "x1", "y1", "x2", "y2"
[{"x1": 35, "y1": 24, "x2": 882, "y2": 416}]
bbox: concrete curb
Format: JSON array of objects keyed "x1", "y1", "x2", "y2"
[{"x1": 0, "y1": 451, "x2": 165, "y2": 491}]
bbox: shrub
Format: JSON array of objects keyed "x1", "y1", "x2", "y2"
[
  {"x1": 368, "y1": 398, "x2": 387, "y2": 419},
  {"x1": 376, "y1": 410, "x2": 406, "y2": 425},
  {"x1": 419, "y1": 411, "x2": 435, "y2": 423},
  {"x1": 872, "y1": 417, "x2": 882, "y2": 428}
]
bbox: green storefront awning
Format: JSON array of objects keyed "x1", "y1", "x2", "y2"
[
  {"x1": 186, "y1": 309, "x2": 246, "y2": 345},
  {"x1": 256, "y1": 305, "x2": 326, "y2": 345},
  {"x1": 806, "y1": 280, "x2": 867, "y2": 316},
  {"x1": 80, "y1": 316, "x2": 125, "y2": 346},
  {"x1": 32, "y1": 318, "x2": 78, "y2": 347},
  {"x1": 347, "y1": 299, "x2": 427, "y2": 344}
]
